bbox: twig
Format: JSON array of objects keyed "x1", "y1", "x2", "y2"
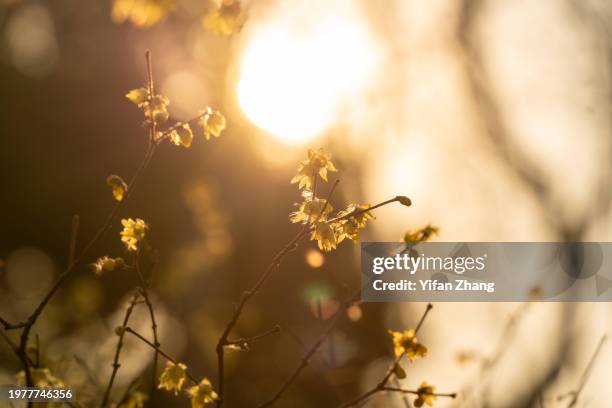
[
  {"x1": 68, "y1": 215, "x2": 80, "y2": 266},
  {"x1": 155, "y1": 113, "x2": 208, "y2": 142},
  {"x1": 459, "y1": 302, "x2": 530, "y2": 405},
  {"x1": 257, "y1": 291, "x2": 360, "y2": 408},
  {"x1": 382, "y1": 387, "x2": 457, "y2": 398},
  {"x1": 133, "y1": 249, "x2": 160, "y2": 403},
  {"x1": 564, "y1": 334, "x2": 607, "y2": 408},
  {"x1": 215, "y1": 180, "x2": 340, "y2": 407},
  {"x1": 0, "y1": 315, "x2": 12, "y2": 329},
  {"x1": 100, "y1": 292, "x2": 141, "y2": 408},
  {"x1": 124, "y1": 327, "x2": 198, "y2": 384},
  {"x1": 0, "y1": 52, "x2": 159, "y2": 396},
  {"x1": 337, "y1": 304, "x2": 435, "y2": 408},
  {"x1": 326, "y1": 196, "x2": 411, "y2": 224},
  {"x1": 226, "y1": 325, "x2": 282, "y2": 350}
]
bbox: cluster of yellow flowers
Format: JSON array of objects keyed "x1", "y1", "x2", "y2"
[
  {"x1": 90, "y1": 218, "x2": 147, "y2": 275},
  {"x1": 111, "y1": 0, "x2": 175, "y2": 28},
  {"x1": 16, "y1": 368, "x2": 65, "y2": 408},
  {"x1": 120, "y1": 218, "x2": 148, "y2": 252},
  {"x1": 404, "y1": 224, "x2": 439, "y2": 244},
  {"x1": 112, "y1": 0, "x2": 245, "y2": 35},
  {"x1": 389, "y1": 329, "x2": 428, "y2": 360},
  {"x1": 203, "y1": 0, "x2": 246, "y2": 35},
  {"x1": 415, "y1": 382, "x2": 437, "y2": 407},
  {"x1": 117, "y1": 391, "x2": 148, "y2": 408},
  {"x1": 157, "y1": 362, "x2": 218, "y2": 407},
  {"x1": 126, "y1": 88, "x2": 170, "y2": 126},
  {"x1": 91, "y1": 256, "x2": 125, "y2": 276},
  {"x1": 385, "y1": 329, "x2": 439, "y2": 406},
  {"x1": 125, "y1": 88, "x2": 226, "y2": 149},
  {"x1": 289, "y1": 148, "x2": 375, "y2": 251}
]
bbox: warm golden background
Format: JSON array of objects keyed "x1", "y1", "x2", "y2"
[{"x1": 0, "y1": 0, "x2": 611, "y2": 407}]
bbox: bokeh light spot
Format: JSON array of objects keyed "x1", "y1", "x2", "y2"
[{"x1": 305, "y1": 248, "x2": 325, "y2": 268}]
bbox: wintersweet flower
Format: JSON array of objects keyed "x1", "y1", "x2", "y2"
[
  {"x1": 91, "y1": 256, "x2": 124, "y2": 276},
  {"x1": 170, "y1": 124, "x2": 194, "y2": 148},
  {"x1": 414, "y1": 382, "x2": 436, "y2": 407},
  {"x1": 188, "y1": 378, "x2": 219, "y2": 407},
  {"x1": 202, "y1": 0, "x2": 246, "y2": 35},
  {"x1": 158, "y1": 362, "x2": 187, "y2": 395},
  {"x1": 120, "y1": 218, "x2": 148, "y2": 251},
  {"x1": 291, "y1": 148, "x2": 337, "y2": 191},
  {"x1": 389, "y1": 329, "x2": 427, "y2": 360},
  {"x1": 198, "y1": 107, "x2": 226, "y2": 140}
]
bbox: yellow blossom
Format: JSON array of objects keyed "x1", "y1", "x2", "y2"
[
  {"x1": 404, "y1": 224, "x2": 439, "y2": 244},
  {"x1": 202, "y1": 0, "x2": 246, "y2": 35},
  {"x1": 389, "y1": 329, "x2": 427, "y2": 361},
  {"x1": 91, "y1": 256, "x2": 124, "y2": 276},
  {"x1": 290, "y1": 198, "x2": 332, "y2": 224},
  {"x1": 17, "y1": 367, "x2": 64, "y2": 388},
  {"x1": 16, "y1": 368, "x2": 65, "y2": 408},
  {"x1": 126, "y1": 88, "x2": 170, "y2": 125},
  {"x1": 158, "y1": 361, "x2": 187, "y2": 395},
  {"x1": 311, "y1": 221, "x2": 338, "y2": 252},
  {"x1": 198, "y1": 107, "x2": 226, "y2": 140},
  {"x1": 187, "y1": 378, "x2": 219, "y2": 407},
  {"x1": 125, "y1": 88, "x2": 149, "y2": 106},
  {"x1": 414, "y1": 382, "x2": 436, "y2": 407},
  {"x1": 144, "y1": 94, "x2": 170, "y2": 124},
  {"x1": 336, "y1": 204, "x2": 374, "y2": 242},
  {"x1": 120, "y1": 218, "x2": 148, "y2": 251},
  {"x1": 111, "y1": 0, "x2": 174, "y2": 28},
  {"x1": 170, "y1": 124, "x2": 194, "y2": 148},
  {"x1": 118, "y1": 391, "x2": 148, "y2": 408},
  {"x1": 106, "y1": 175, "x2": 128, "y2": 201},
  {"x1": 291, "y1": 148, "x2": 337, "y2": 191}
]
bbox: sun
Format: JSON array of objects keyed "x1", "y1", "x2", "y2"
[{"x1": 237, "y1": 14, "x2": 380, "y2": 144}]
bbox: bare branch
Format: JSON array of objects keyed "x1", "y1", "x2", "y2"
[
  {"x1": 336, "y1": 304, "x2": 436, "y2": 408},
  {"x1": 124, "y1": 327, "x2": 198, "y2": 385},
  {"x1": 100, "y1": 292, "x2": 142, "y2": 408}
]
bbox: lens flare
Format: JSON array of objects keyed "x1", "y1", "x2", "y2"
[{"x1": 237, "y1": 15, "x2": 380, "y2": 144}]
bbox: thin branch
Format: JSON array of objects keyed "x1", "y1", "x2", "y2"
[
  {"x1": 134, "y1": 249, "x2": 160, "y2": 402},
  {"x1": 414, "y1": 303, "x2": 433, "y2": 333},
  {"x1": 226, "y1": 325, "x2": 282, "y2": 350},
  {"x1": 155, "y1": 113, "x2": 207, "y2": 142},
  {"x1": 215, "y1": 227, "x2": 308, "y2": 406},
  {"x1": 337, "y1": 304, "x2": 435, "y2": 408},
  {"x1": 100, "y1": 292, "x2": 141, "y2": 408},
  {"x1": 326, "y1": 195, "x2": 411, "y2": 224},
  {"x1": 0, "y1": 316, "x2": 13, "y2": 330},
  {"x1": 68, "y1": 214, "x2": 80, "y2": 266},
  {"x1": 215, "y1": 180, "x2": 340, "y2": 407},
  {"x1": 565, "y1": 334, "x2": 607, "y2": 408},
  {"x1": 257, "y1": 291, "x2": 360, "y2": 408},
  {"x1": 382, "y1": 387, "x2": 457, "y2": 398},
  {"x1": 124, "y1": 327, "x2": 198, "y2": 384},
  {"x1": 0, "y1": 52, "x2": 160, "y2": 394}
]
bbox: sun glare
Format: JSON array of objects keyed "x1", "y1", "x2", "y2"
[{"x1": 237, "y1": 15, "x2": 380, "y2": 144}]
